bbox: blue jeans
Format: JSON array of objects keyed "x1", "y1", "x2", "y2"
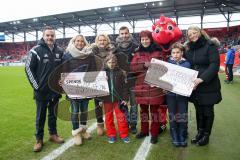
[
  {"x1": 70, "y1": 99, "x2": 89, "y2": 130},
  {"x1": 167, "y1": 95, "x2": 188, "y2": 130},
  {"x1": 124, "y1": 88, "x2": 138, "y2": 127}
]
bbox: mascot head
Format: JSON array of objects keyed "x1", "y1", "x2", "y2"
[{"x1": 152, "y1": 15, "x2": 182, "y2": 46}]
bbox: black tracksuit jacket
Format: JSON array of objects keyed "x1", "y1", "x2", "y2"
[{"x1": 25, "y1": 38, "x2": 64, "y2": 100}]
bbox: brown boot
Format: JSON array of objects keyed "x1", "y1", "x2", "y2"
[
  {"x1": 72, "y1": 128, "x2": 83, "y2": 145},
  {"x1": 33, "y1": 139, "x2": 43, "y2": 152},
  {"x1": 49, "y1": 134, "x2": 65, "y2": 144},
  {"x1": 97, "y1": 123, "x2": 104, "y2": 136},
  {"x1": 81, "y1": 128, "x2": 91, "y2": 140}
]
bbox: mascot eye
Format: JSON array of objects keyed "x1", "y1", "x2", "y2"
[
  {"x1": 167, "y1": 25, "x2": 173, "y2": 30},
  {"x1": 155, "y1": 28, "x2": 160, "y2": 33}
]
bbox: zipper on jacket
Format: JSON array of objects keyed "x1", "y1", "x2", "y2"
[
  {"x1": 110, "y1": 71, "x2": 114, "y2": 102},
  {"x1": 193, "y1": 49, "x2": 196, "y2": 65},
  {"x1": 193, "y1": 49, "x2": 197, "y2": 70}
]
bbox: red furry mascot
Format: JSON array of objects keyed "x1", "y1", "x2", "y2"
[{"x1": 152, "y1": 15, "x2": 182, "y2": 133}]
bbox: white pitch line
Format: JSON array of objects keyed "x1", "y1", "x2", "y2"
[
  {"x1": 41, "y1": 122, "x2": 97, "y2": 160},
  {"x1": 133, "y1": 136, "x2": 152, "y2": 160}
]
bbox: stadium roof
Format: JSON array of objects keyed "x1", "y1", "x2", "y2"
[{"x1": 0, "y1": 0, "x2": 240, "y2": 34}]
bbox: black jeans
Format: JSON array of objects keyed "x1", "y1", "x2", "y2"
[
  {"x1": 94, "y1": 99, "x2": 104, "y2": 123},
  {"x1": 194, "y1": 103, "x2": 214, "y2": 134},
  {"x1": 35, "y1": 98, "x2": 59, "y2": 140},
  {"x1": 70, "y1": 99, "x2": 89, "y2": 130},
  {"x1": 226, "y1": 64, "x2": 233, "y2": 81},
  {"x1": 124, "y1": 88, "x2": 138, "y2": 127}
]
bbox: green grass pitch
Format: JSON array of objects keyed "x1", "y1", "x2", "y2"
[{"x1": 0, "y1": 66, "x2": 240, "y2": 160}]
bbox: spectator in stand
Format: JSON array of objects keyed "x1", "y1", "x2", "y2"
[{"x1": 237, "y1": 36, "x2": 240, "y2": 45}]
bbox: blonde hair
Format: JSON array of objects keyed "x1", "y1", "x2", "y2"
[
  {"x1": 95, "y1": 34, "x2": 111, "y2": 48},
  {"x1": 187, "y1": 26, "x2": 210, "y2": 41},
  {"x1": 66, "y1": 34, "x2": 89, "y2": 52}
]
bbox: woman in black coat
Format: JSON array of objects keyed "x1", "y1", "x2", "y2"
[{"x1": 184, "y1": 26, "x2": 222, "y2": 146}]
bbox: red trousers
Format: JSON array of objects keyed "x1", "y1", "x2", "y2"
[
  {"x1": 104, "y1": 102, "x2": 128, "y2": 138},
  {"x1": 159, "y1": 106, "x2": 167, "y2": 125},
  {"x1": 140, "y1": 104, "x2": 162, "y2": 137}
]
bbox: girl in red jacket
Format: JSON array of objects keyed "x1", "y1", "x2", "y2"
[{"x1": 130, "y1": 30, "x2": 165, "y2": 144}]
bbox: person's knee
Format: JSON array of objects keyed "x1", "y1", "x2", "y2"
[{"x1": 202, "y1": 105, "x2": 214, "y2": 116}]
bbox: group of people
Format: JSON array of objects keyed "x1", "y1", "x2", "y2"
[{"x1": 25, "y1": 25, "x2": 222, "y2": 152}]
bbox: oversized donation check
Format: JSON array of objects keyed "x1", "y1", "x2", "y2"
[
  {"x1": 61, "y1": 71, "x2": 109, "y2": 99},
  {"x1": 145, "y1": 58, "x2": 198, "y2": 97}
]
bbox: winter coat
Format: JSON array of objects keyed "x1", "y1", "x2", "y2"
[
  {"x1": 62, "y1": 51, "x2": 97, "y2": 100},
  {"x1": 47, "y1": 45, "x2": 97, "y2": 95},
  {"x1": 92, "y1": 44, "x2": 111, "y2": 71},
  {"x1": 115, "y1": 36, "x2": 138, "y2": 88},
  {"x1": 101, "y1": 67, "x2": 128, "y2": 103},
  {"x1": 167, "y1": 57, "x2": 191, "y2": 99},
  {"x1": 62, "y1": 52, "x2": 96, "y2": 73},
  {"x1": 184, "y1": 36, "x2": 222, "y2": 105},
  {"x1": 225, "y1": 48, "x2": 235, "y2": 64},
  {"x1": 25, "y1": 38, "x2": 64, "y2": 100},
  {"x1": 130, "y1": 43, "x2": 166, "y2": 105},
  {"x1": 115, "y1": 35, "x2": 138, "y2": 67}
]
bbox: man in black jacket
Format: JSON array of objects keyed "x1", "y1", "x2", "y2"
[
  {"x1": 115, "y1": 26, "x2": 139, "y2": 134},
  {"x1": 25, "y1": 26, "x2": 64, "y2": 152}
]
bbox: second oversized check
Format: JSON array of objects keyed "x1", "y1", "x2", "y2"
[{"x1": 145, "y1": 58, "x2": 198, "y2": 97}]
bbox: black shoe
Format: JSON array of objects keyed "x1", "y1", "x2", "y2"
[
  {"x1": 191, "y1": 128, "x2": 204, "y2": 144},
  {"x1": 136, "y1": 132, "x2": 149, "y2": 139},
  {"x1": 159, "y1": 124, "x2": 167, "y2": 134},
  {"x1": 224, "y1": 80, "x2": 230, "y2": 84},
  {"x1": 196, "y1": 132, "x2": 209, "y2": 146},
  {"x1": 150, "y1": 136, "x2": 158, "y2": 144},
  {"x1": 130, "y1": 126, "x2": 137, "y2": 134}
]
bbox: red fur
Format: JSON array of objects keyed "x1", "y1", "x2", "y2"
[{"x1": 152, "y1": 15, "x2": 182, "y2": 50}]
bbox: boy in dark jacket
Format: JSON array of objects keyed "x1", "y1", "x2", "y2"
[
  {"x1": 102, "y1": 54, "x2": 129, "y2": 143},
  {"x1": 167, "y1": 42, "x2": 190, "y2": 147}
]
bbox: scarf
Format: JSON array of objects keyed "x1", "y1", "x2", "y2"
[
  {"x1": 66, "y1": 43, "x2": 92, "y2": 59},
  {"x1": 98, "y1": 47, "x2": 110, "y2": 58},
  {"x1": 116, "y1": 34, "x2": 135, "y2": 49},
  {"x1": 92, "y1": 44, "x2": 110, "y2": 59}
]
